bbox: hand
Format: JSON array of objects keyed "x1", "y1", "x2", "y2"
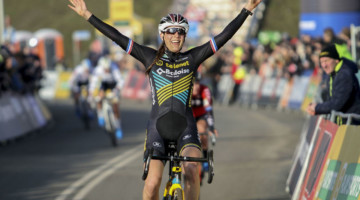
[
  {"x1": 244, "y1": 0, "x2": 263, "y2": 11},
  {"x1": 68, "y1": 0, "x2": 92, "y2": 20},
  {"x1": 306, "y1": 103, "x2": 316, "y2": 116}
]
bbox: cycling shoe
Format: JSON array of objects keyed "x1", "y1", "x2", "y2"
[
  {"x1": 98, "y1": 117, "x2": 105, "y2": 127},
  {"x1": 115, "y1": 128, "x2": 123, "y2": 139}
]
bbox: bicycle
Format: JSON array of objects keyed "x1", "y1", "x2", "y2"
[
  {"x1": 78, "y1": 84, "x2": 93, "y2": 130},
  {"x1": 142, "y1": 143, "x2": 214, "y2": 200},
  {"x1": 101, "y1": 89, "x2": 121, "y2": 147},
  {"x1": 199, "y1": 131, "x2": 217, "y2": 186}
]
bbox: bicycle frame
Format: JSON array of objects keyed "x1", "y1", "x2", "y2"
[
  {"x1": 78, "y1": 85, "x2": 92, "y2": 129},
  {"x1": 162, "y1": 158, "x2": 184, "y2": 199},
  {"x1": 142, "y1": 146, "x2": 214, "y2": 199},
  {"x1": 102, "y1": 90, "x2": 116, "y2": 132},
  {"x1": 101, "y1": 90, "x2": 119, "y2": 146}
]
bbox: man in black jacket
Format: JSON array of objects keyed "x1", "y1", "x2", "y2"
[{"x1": 306, "y1": 44, "x2": 360, "y2": 125}]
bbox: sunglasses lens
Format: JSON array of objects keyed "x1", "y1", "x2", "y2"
[{"x1": 166, "y1": 28, "x2": 185, "y2": 35}]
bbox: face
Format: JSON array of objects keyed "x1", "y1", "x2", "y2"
[
  {"x1": 320, "y1": 57, "x2": 339, "y2": 75},
  {"x1": 160, "y1": 26, "x2": 186, "y2": 53}
]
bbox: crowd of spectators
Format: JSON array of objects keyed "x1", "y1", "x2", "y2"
[
  {"x1": 0, "y1": 43, "x2": 43, "y2": 95},
  {"x1": 198, "y1": 26, "x2": 358, "y2": 103},
  {"x1": 0, "y1": 15, "x2": 43, "y2": 96}
]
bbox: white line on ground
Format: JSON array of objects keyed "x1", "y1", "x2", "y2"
[{"x1": 55, "y1": 144, "x2": 143, "y2": 200}]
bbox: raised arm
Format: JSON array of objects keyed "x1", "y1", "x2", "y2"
[
  {"x1": 190, "y1": 0, "x2": 262, "y2": 66},
  {"x1": 244, "y1": 0, "x2": 262, "y2": 12},
  {"x1": 68, "y1": 0, "x2": 156, "y2": 69}
]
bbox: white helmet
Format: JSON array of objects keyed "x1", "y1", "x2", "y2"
[
  {"x1": 81, "y1": 58, "x2": 92, "y2": 70},
  {"x1": 98, "y1": 57, "x2": 111, "y2": 70},
  {"x1": 158, "y1": 14, "x2": 189, "y2": 35}
]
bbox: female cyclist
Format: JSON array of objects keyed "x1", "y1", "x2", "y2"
[{"x1": 68, "y1": 0, "x2": 262, "y2": 199}]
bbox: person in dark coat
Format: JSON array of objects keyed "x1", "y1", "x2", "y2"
[{"x1": 306, "y1": 44, "x2": 360, "y2": 125}]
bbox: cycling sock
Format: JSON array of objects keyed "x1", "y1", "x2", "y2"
[
  {"x1": 114, "y1": 119, "x2": 121, "y2": 129},
  {"x1": 97, "y1": 109, "x2": 103, "y2": 118}
]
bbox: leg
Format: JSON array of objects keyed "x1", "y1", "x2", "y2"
[
  {"x1": 73, "y1": 91, "x2": 81, "y2": 115},
  {"x1": 197, "y1": 119, "x2": 208, "y2": 151},
  {"x1": 96, "y1": 90, "x2": 105, "y2": 126},
  {"x1": 143, "y1": 160, "x2": 164, "y2": 200},
  {"x1": 229, "y1": 83, "x2": 240, "y2": 105},
  {"x1": 111, "y1": 96, "x2": 123, "y2": 137},
  {"x1": 181, "y1": 147, "x2": 202, "y2": 200}
]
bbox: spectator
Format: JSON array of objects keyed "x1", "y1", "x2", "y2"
[
  {"x1": 322, "y1": 27, "x2": 346, "y2": 47},
  {"x1": 3, "y1": 15, "x2": 16, "y2": 44},
  {"x1": 306, "y1": 44, "x2": 360, "y2": 125}
]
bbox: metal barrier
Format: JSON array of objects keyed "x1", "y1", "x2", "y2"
[
  {"x1": 350, "y1": 24, "x2": 360, "y2": 66},
  {"x1": 330, "y1": 110, "x2": 360, "y2": 125}
]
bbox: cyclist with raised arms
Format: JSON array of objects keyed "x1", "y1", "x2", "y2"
[{"x1": 68, "y1": 0, "x2": 262, "y2": 199}]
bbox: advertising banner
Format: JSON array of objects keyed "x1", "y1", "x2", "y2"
[
  {"x1": 121, "y1": 69, "x2": 140, "y2": 99},
  {"x1": 239, "y1": 74, "x2": 253, "y2": 106},
  {"x1": 297, "y1": 119, "x2": 339, "y2": 200},
  {"x1": 278, "y1": 77, "x2": 294, "y2": 110},
  {"x1": 257, "y1": 77, "x2": 276, "y2": 107},
  {"x1": 287, "y1": 116, "x2": 320, "y2": 196},
  {"x1": 54, "y1": 71, "x2": 72, "y2": 99},
  {"x1": 216, "y1": 74, "x2": 234, "y2": 104},
  {"x1": 315, "y1": 125, "x2": 360, "y2": 200},
  {"x1": 135, "y1": 73, "x2": 150, "y2": 101},
  {"x1": 301, "y1": 75, "x2": 321, "y2": 112},
  {"x1": 0, "y1": 92, "x2": 51, "y2": 142}
]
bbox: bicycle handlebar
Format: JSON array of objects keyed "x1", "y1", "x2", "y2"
[
  {"x1": 142, "y1": 148, "x2": 214, "y2": 184},
  {"x1": 151, "y1": 155, "x2": 208, "y2": 162}
]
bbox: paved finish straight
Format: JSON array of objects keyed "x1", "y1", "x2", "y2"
[{"x1": 0, "y1": 98, "x2": 304, "y2": 200}]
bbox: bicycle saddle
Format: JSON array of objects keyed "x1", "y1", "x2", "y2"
[{"x1": 156, "y1": 111, "x2": 187, "y2": 142}]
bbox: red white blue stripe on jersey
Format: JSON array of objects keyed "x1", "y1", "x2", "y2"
[
  {"x1": 210, "y1": 38, "x2": 218, "y2": 53},
  {"x1": 126, "y1": 39, "x2": 134, "y2": 54}
]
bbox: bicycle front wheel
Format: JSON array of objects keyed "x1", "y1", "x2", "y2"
[
  {"x1": 104, "y1": 102, "x2": 118, "y2": 147},
  {"x1": 80, "y1": 99, "x2": 91, "y2": 130},
  {"x1": 173, "y1": 188, "x2": 183, "y2": 200}
]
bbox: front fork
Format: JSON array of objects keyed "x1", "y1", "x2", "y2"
[{"x1": 163, "y1": 166, "x2": 184, "y2": 199}]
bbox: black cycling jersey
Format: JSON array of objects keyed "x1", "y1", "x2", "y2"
[{"x1": 88, "y1": 8, "x2": 251, "y2": 155}]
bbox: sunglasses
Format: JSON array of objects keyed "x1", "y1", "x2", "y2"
[{"x1": 164, "y1": 27, "x2": 186, "y2": 35}]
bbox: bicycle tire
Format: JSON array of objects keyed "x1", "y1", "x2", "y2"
[
  {"x1": 80, "y1": 99, "x2": 91, "y2": 130},
  {"x1": 104, "y1": 102, "x2": 118, "y2": 147},
  {"x1": 207, "y1": 150, "x2": 214, "y2": 184},
  {"x1": 172, "y1": 188, "x2": 183, "y2": 200}
]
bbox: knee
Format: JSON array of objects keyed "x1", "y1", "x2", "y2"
[
  {"x1": 183, "y1": 162, "x2": 199, "y2": 182},
  {"x1": 144, "y1": 176, "x2": 161, "y2": 197}
]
